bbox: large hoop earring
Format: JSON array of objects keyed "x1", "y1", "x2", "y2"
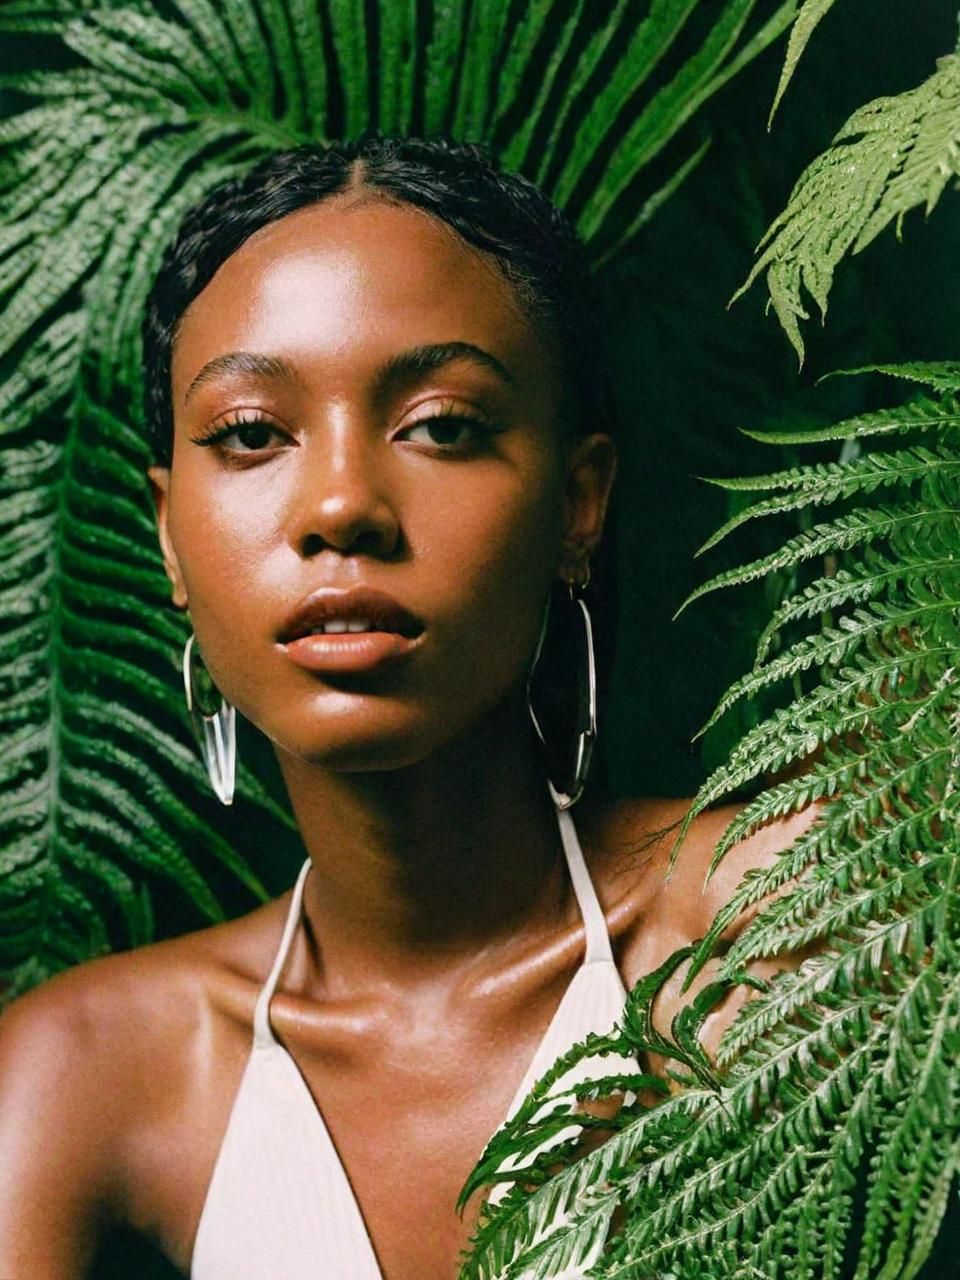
[
  {"x1": 526, "y1": 578, "x2": 598, "y2": 810},
  {"x1": 182, "y1": 632, "x2": 236, "y2": 806}
]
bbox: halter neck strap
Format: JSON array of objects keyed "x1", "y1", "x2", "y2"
[
  {"x1": 555, "y1": 804, "x2": 613, "y2": 965},
  {"x1": 253, "y1": 799, "x2": 613, "y2": 1047},
  {"x1": 254, "y1": 855, "x2": 312, "y2": 1049}
]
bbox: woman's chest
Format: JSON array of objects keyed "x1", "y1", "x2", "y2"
[{"x1": 120, "y1": 990, "x2": 578, "y2": 1279}]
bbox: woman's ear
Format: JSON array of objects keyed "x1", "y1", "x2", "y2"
[
  {"x1": 147, "y1": 465, "x2": 188, "y2": 609},
  {"x1": 559, "y1": 434, "x2": 617, "y2": 579}
]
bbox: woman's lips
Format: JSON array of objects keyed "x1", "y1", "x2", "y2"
[
  {"x1": 276, "y1": 585, "x2": 425, "y2": 673},
  {"x1": 279, "y1": 629, "x2": 422, "y2": 674}
]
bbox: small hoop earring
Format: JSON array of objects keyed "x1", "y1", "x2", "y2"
[
  {"x1": 526, "y1": 578, "x2": 598, "y2": 810},
  {"x1": 182, "y1": 632, "x2": 236, "y2": 806}
]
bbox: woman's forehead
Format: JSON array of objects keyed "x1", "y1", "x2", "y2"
[{"x1": 171, "y1": 198, "x2": 559, "y2": 404}]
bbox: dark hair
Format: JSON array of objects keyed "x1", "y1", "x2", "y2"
[
  {"x1": 142, "y1": 132, "x2": 616, "y2": 468},
  {"x1": 142, "y1": 133, "x2": 619, "y2": 798}
]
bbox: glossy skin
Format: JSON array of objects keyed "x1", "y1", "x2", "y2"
[{"x1": 0, "y1": 192, "x2": 814, "y2": 1279}]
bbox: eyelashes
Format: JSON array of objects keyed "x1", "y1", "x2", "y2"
[
  {"x1": 190, "y1": 411, "x2": 286, "y2": 452},
  {"x1": 399, "y1": 407, "x2": 503, "y2": 450},
  {"x1": 189, "y1": 408, "x2": 505, "y2": 456}
]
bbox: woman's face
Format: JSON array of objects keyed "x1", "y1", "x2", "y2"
[{"x1": 148, "y1": 194, "x2": 615, "y2": 771}]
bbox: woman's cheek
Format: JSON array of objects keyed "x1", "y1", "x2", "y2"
[{"x1": 429, "y1": 481, "x2": 561, "y2": 685}]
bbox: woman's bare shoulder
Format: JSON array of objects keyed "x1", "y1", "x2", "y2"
[
  {"x1": 588, "y1": 793, "x2": 822, "y2": 1066},
  {"x1": 1, "y1": 888, "x2": 295, "y2": 1076},
  {"x1": 597, "y1": 791, "x2": 818, "y2": 907},
  {"x1": 588, "y1": 793, "x2": 821, "y2": 976},
  {"x1": 0, "y1": 899, "x2": 290, "y2": 1277},
  {"x1": 0, "y1": 899, "x2": 288, "y2": 1179}
]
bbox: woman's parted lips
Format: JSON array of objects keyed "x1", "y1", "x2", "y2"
[{"x1": 276, "y1": 586, "x2": 425, "y2": 644}]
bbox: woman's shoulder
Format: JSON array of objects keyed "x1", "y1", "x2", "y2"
[
  {"x1": 0, "y1": 894, "x2": 290, "y2": 1174},
  {"x1": 585, "y1": 792, "x2": 820, "y2": 963},
  {"x1": 585, "y1": 793, "x2": 821, "y2": 1061},
  {"x1": 1, "y1": 885, "x2": 296, "y2": 1072},
  {"x1": 0, "y1": 895, "x2": 296, "y2": 1274}
]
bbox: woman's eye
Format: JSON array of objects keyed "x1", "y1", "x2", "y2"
[
  {"x1": 191, "y1": 415, "x2": 288, "y2": 452},
  {"x1": 399, "y1": 415, "x2": 495, "y2": 451}
]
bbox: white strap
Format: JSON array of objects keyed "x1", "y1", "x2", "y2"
[
  {"x1": 253, "y1": 856, "x2": 313, "y2": 1049},
  {"x1": 254, "y1": 809, "x2": 612, "y2": 1047},
  {"x1": 555, "y1": 806, "x2": 613, "y2": 965}
]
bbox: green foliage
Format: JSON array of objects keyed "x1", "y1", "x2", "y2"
[
  {"x1": 768, "y1": 0, "x2": 840, "y2": 122},
  {"x1": 0, "y1": 0, "x2": 799, "y2": 994},
  {"x1": 735, "y1": 29, "x2": 960, "y2": 360},
  {"x1": 460, "y1": 365, "x2": 960, "y2": 1278},
  {"x1": 0, "y1": 367, "x2": 291, "y2": 996},
  {"x1": 6, "y1": 4, "x2": 958, "y2": 1277}
]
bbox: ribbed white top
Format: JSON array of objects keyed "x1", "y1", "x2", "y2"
[{"x1": 190, "y1": 804, "x2": 639, "y2": 1279}]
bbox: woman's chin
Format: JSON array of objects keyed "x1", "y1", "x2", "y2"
[
  {"x1": 246, "y1": 677, "x2": 527, "y2": 777},
  {"x1": 261, "y1": 708, "x2": 445, "y2": 775}
]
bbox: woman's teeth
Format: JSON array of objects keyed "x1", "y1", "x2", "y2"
[{"x1": 308, "y1": 619, "x2": 373, "y2": 635}]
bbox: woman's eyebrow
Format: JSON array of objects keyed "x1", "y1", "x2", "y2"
[
  {"x1": 378, "y1": 341, "x2": 516, "y2": 389},
  {"x1": 184, "y1": 351, "x2": 299, "y2": 404},
  {"x1": 183, "y1": 340, "x2": 516, "y2": 406}
]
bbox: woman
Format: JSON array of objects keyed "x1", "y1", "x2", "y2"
[{"x1": 0, "y1": 135, "x2": 810, "y2": 1279}]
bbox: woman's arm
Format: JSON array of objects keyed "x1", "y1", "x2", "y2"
[{"x1": 0, "y1": 972, "x2": 125, "y2": 1279}]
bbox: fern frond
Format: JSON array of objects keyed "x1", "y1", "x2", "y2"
[
  {"x1": 698, "y1": 681, "x2": 956, "y2": 896},
  {"x1": 687, "y1": 630, "x2": 950, "y2": 814},
  {"x1": 464, "y1": 368, "x2": 960, "y2": 1280},
  {"x1": 700, "y1": 588, "x2": 959, "y2": 737},
  {"x1": 740, "y1": 392, "x2": 960, "y2": 447},
  {"x1": 374, "y1": 0, "x2": 416, "y2": 134},
  {"x1": 0, "y1": 358, "x2": 305, "y2": 993},
  {"x1": 754, "y1": 548, "x2": 959, "y2": 662},
  {"x1": 768, "y1": 0, "x2": 839, "y2": 123},
  {"x1": 452, "y1": 0, "x2": 510, "y2": 141},
  {"x1": 677, "y1": 502, "x2": 956, "y2": 613},
  {"x1": 327, "y1": 0, "x2": 368, "y2": 136},
  {"x1": 501, "y1": 0, "x2": 632, "y2": 182},
  {"x1": 532, "y1": 0, "x2": 699, "y2": 201},
  {"x1": 734, "y1": 49, "x2": 960, "y2": 360},
  {"x1": 695, "y1": 475, "x2": 953, "y2": 561},
  {"x1": 576, "y1": 0, "x2": 798, "y2": 242},
  {"x1": 420, "y1": 0, "x2": 467, "y2": 134},
  {"x1": 826, "y1": 361, "x2": 960, "y2": 395}
]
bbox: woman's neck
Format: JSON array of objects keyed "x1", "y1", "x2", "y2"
[{"x1": 272, "y1": 694, "x2": 573, "y2": 993}]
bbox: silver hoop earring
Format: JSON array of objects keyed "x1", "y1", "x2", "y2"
[
  {"x1": 526, "y1": 580, "x2": 598, "y2": 810},
  {"x1": 182, "y1": 632, "x2": 236, "y2": 806}
]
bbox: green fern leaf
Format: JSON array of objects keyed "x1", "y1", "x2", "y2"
[
  {"x1": 768, "y1": 0, "x2": 839, "y2": 123},
  {"x1": 576, "y1": 0, "x2": 798, "y2": 241},
  {"x1": 463, "y1": 368, "x2": 960, "y2": 1280},
  {"x1": 375, "y1": 0, "x2": 416, "y2": 134},
  {"x1": 826, "y1": 360, "x2": 960, "y2": 395},
  {"x1": 676, "y1": 502, "x2": 957, "y2": 615},
  {"x1": 734, "y1": 49, "x2": 960, "y2": 361}
]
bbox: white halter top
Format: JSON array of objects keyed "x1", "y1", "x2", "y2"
[{"x1": 190, "y1": 804, "x2": 639, "y2": 1279}]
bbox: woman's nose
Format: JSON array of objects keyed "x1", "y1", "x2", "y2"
[{"x1": 287, "y1": 421, "x2": 401, "y2": 559}]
